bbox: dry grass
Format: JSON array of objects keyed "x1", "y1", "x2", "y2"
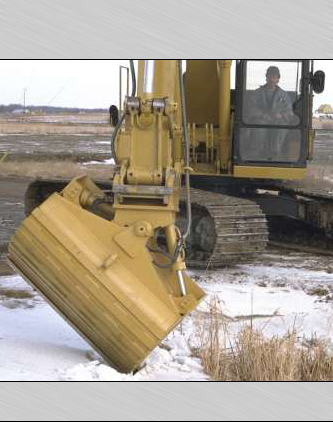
[
  {"x1": 0, "y1": 121, "x2": 111, "y2": 136},
  {"x1": 0, "y1": 287, "x2": 34, "y2": 300},
  {"x1": 196, "y1": 298, "x2": 333, "y2": 381},
  {"x1": 0, "y1": 160, "x2": 113, "y2": 181},
  {"x1": 0, "y1": 263, "x2": 14, "y2": 277}
]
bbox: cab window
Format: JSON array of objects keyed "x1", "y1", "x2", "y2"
[{"x1": 238, "y1": 60, "x2": 304, "y2": 163}]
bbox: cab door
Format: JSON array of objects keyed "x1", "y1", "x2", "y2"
[{"x1": 233, "y1": 60, "x2": 310, "y2": 179}]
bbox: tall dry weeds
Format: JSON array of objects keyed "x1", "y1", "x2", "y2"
[{"x1": 197, "y1": 297, "x2": 333, "y2": 381}]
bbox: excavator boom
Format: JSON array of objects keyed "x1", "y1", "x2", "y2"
[{"x1": 8, "y1": 60, "x2": 205, "y2": 373}]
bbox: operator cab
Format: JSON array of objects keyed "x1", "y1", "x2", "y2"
[{"x1": 234, "y1": 60, "x2": 323, "y2": 169}]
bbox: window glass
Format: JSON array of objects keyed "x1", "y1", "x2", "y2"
[
  {"x1": 238, "y1": 128, "x2": 302, "y2": 163},
  {"x1": 243, "y1": 61, "x2": 302, "y2": 127}
]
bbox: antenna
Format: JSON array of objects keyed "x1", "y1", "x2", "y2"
[{"x1": 23, "y1": 88, "x2": 27, "y2": 113}]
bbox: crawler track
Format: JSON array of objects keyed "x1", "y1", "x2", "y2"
[
  {"x1": 273, "y1": 183, "x2": 333, "y2": 241},
  {"x1": 269, "y1": 241, "x2": 333, "y2": 256},
  {"x1": 25, "y1": 181, "x2": 270, "y2": 270},
  {"x1": 276, "y1": 183, "x2": 333, "y2": 201},
  {"x1": 181, "y1": 189, "x2": 269, "y2": 269}
]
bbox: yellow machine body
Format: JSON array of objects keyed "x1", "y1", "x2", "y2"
[
  {"x1": 184, "y1": 59, "x2": 311, "y2": 180},
  {"x1": 8, "y1": 60, "x2": 205, "y2": 373},
  {"x1": 9, "y1": 178, "x2": 204, "y2": 373}
]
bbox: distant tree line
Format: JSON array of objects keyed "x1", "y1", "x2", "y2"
[{"x1": 0, "y1": 104, "x2": 108, "y2": 113}]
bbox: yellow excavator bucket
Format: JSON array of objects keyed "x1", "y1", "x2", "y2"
[{"x1": 8, "y1": 184, "x2": 205, "y2": 374}]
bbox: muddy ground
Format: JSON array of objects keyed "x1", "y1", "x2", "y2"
[
  {"x1": 0, "y1": 179, "x2": 28, "y2": 275},
  {"x1": 0, "y1": 134, "x2": 111, "y2": 157},
  {"x1": 0, "y1": 132, "x2": 333, "y2": 276},
  {"x1": 312, "y1": 132, "x2": 333, "y2": 164},
  {"x1": 0, "y1": 131, "x2": 332, "y2": 161},
  {"x1": 0, "y1": 132, "x2": 114, "y2": 278}
]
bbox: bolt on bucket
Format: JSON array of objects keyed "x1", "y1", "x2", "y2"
[{"x1": 8, "y1": 185, "x2": 205, "y2": 373}]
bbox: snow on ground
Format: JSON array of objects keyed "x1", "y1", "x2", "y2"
[
  {"x1": 0, "y1": 275, "x2": 207, "y2": 381},
  {"x1": 324, "y1": 175, "x2": 333, "y2": 184},
  {"x1": 96, "y1": 140, "x2": 112, "y2": 145},
  {"x1": 82, "y1": 158, "x2": 115, "y2": 166},
  {"x1": 1, "y1": 249, "x2": 333, "y2": 381},
  {"x1": 193, "y1": 260, "x2": 333, "y2": 343}
]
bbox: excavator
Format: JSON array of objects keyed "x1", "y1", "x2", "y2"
[{"x1": 8, "y1": 60, "x2": 326, "y2": 373}]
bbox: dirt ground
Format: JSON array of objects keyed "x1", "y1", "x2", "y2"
[
  {"x1": 0, "y1": 134, "x2": 111, "y2": 156},
  {"x1": 0, "y1": 112, "x2": 109, "y2": 125},
  {"x1": 0, "y1": 129, "x2": 333, "y2": 275},
  {"x1": 0, "y1": 133, "x2": 113, "y2": 179},
  {"x1": 0, "y1": 128, "x2": 114, "y2": 276},
  {"x1": 0, "y1": 113, "x2": 111, "y2": 136},
  {"x1": 0, "y1": 179, "x2": 28, "y2": 275}
]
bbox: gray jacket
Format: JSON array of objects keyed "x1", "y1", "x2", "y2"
[{"x1": 247, "y1": 85, "x2": 293, "y2": 125}]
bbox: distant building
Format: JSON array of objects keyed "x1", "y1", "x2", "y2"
[
  {"x1": 316, "y1": 104, "x2": 333, "y2": 114},
  {"x1": 12, "y1": 108, "x2": 30, "y2": 115}
]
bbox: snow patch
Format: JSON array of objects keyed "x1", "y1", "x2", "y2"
[
  {"x1": 82, "y1": 158, "x2": 115, "y2": 166},
  {"x1": 61, "y1": 361, "x2": 132, "y2": 382},
  {"x1": 61, "y1": 331, "x2": 208, "y2": 382},
  {"x1": 96, "y1": 140, "x2": 112, "y2": 145},
  {"x1": 2, "y1": 251, "x2": 333, "y2": 380}
]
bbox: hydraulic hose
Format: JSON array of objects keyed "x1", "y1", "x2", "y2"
[
  {"x1": 111, "y1": 60, "x2": 136, "y2": 164},
  {"x1": 129, "y1": 59, "x2": 136, "y2": 98},
  {"x1": 148, "y1": 60, "x2": 192, "y2": 270},
  {"x1": 178, "y1": 59, "x2": 192, "y2": 242}
]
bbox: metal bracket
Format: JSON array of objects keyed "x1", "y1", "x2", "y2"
[{"x1": 113, "y1": 185, "x2": 174, "y2": 196}]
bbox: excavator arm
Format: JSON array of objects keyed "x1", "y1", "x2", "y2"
[{"x1": 8, "y1": 60, "x2": 205, "y2": 374}]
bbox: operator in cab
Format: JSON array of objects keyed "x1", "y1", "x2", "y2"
[
  {"x1": 251, "y1": 66, "x2": 293, "y2": 126},
  {"x1": 246, "y1": 66, "x2": 294, "y2": 161}
]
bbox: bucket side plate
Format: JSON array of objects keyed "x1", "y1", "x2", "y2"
[{"x1": 8, "y1": 193, "x2": 205, "y2": 373}]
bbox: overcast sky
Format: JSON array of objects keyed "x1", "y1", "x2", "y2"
[{"x1": 1, "y1": 60, "x2": 331, "y2": 110}]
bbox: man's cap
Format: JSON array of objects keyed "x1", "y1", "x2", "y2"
[{"x1": 266, "y1": 66, "x2": 281, "y2": 78}]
